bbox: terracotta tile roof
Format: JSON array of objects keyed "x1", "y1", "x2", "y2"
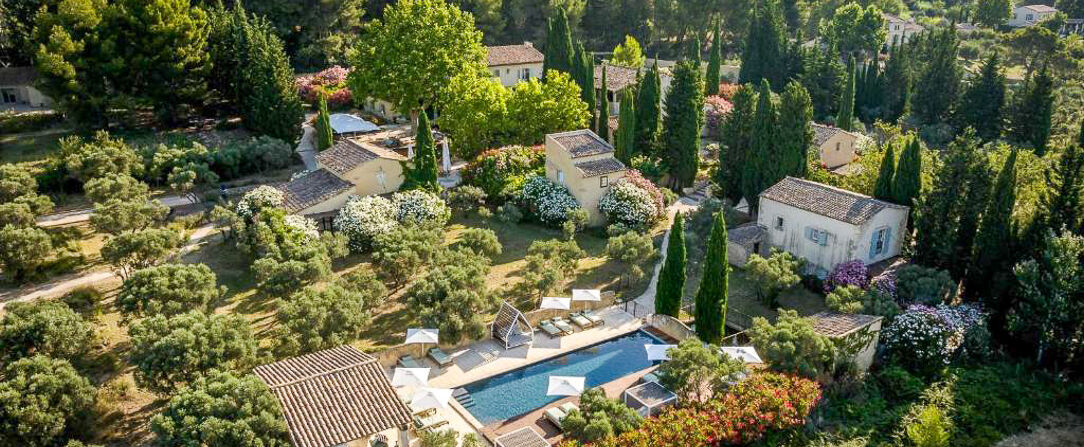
[
  {"x1": 728, "y1": 223, "x2": 766, "y2": 246},
  {"x1": 487, "y1": 43, "x2": 544, "y2": 66},
  {"x1": 759, "y1": 177, "x2": 906, "y2": 225},
  {"x1": 254, "y1": 346, "x2": 412, "y2": 447},
  {"x1": 594, "y1": 64, "x2": 638, "y2": 92},
  {"x1": 575, "y1": 157, "x2": 625, "y2": 177},
  {"x1": 549, "y1": 129, "x2": 614, "y2": 158},
  {"x1": 278, "y1": 168, "x2": 353, "y2": 213},
  {"x1": 316, "y1": 139, "x2": 381, "y2": 175},
  {"x1": 811, "y1": 311, "x2": 883, "y2": 337},
  {"x1": 1020, "y1": 4, "x2": 1057, "y2": 13},
  {"x1": 0, "y1": 67, "x2": 37, "y2": 85},
  {"x1": 811, "y1": 123, "x2": 858, "y2": 147}
]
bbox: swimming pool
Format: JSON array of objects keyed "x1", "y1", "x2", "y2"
[{"x1": 459, "y1": 330, "x2": 663, "y2": 424}]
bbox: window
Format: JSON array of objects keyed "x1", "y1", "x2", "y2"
[
  {"x1": 557, "y1": 169, "x2": 565, "y2": 184},
  {"x1": 1026, "y1": 14, "x2": 1034, "y2": 21},
  {"x1": 600, "y1": 176, "x2": 609, "y2": 188},
  {"x1": 894, "y1": 24, "x2": 900, "y2": 30},
  {"x1": 0, "y1": 88, "x2": 15, "y2": 104},
  {"x1": 807, "y1": 227, "x2": 829, "y2": 246},
  {"x1": 505, "y1": 69, "x2": 510, "y2": 74},
  {"x1": 835, "y1": 142, "x2": 840, "y2": 151},
  {"x1": 871, "y1": 227, "x2": 890, "y2": 256},
  {"x1": 774, "y1": 216, "x2": 784, "y2": 230},
  {"x1": 520, "y1": 68, "x2": 531, "y2": 80}
]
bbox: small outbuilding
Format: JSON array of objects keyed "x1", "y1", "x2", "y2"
[
  {"x1": 0, "y1": 67, "x2": 53, "y2": 109},
  {"x1": 811, "y1": 123, "x2": 862, "y2": 170},
  {"x1": 811, "y1": 311, "x2": 884, "y2": 372},
  {"x1": 727, "y1": 222, "x2": 767, "y2": 267},
  {"x1": 623, "y1": 381, "x2": 678, "y2": 417}
]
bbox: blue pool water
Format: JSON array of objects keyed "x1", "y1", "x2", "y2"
[{"x1": 461, "y1": 330, "x2": 663, "y2": 424}]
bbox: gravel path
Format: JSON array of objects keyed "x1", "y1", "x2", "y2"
[
  {"x1": 631, "y1": 193, "x2": 704, "y2": 316},
  {"x1": 36, "y1": 194, "x2": 199, "y2": 228}
]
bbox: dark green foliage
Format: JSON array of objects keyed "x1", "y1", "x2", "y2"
[
  {"x1": 855, "y1": 57, "x2": 885, "y2": 124},
  {"x1": 402, "y1": 113, "x2": 441, "y2": 191},
  {"x1": 882, "y1": 42, "x2": 910, "y2": 122},
  {"x1": 799, "y1": 41, "x2": 846, "y2": 120},
  {"x1": 742, "y1": 80, "x2": 776, "y2": 213},
  {"x1": 661, "y1": 60, "x2": 704, "y2": 189},
  {"x1": 117, "y1": 263, "x2": 223, "y2": 319},
  {"x1": 715, "y1": 85, "x2": 756, "y2": 204},
  {"x1": 836, "y1": 57, "x2": 856, "y2": 131},
  {"x1": 1034, "y1": 144, "x2": 1084, "y2": 238},
  {"x1": 275, "y1": 269, "x2": 386, "y2": 356},
  {"x1": 1009, "y1": 64, "x2": 1055, "y2": 155},
  {"x1": 614, "y1": 89, "x2": 636, "y2": 164},
  {"x1": 955, "y1": 53, "x2": 1007, "y2": 141},
  {"x1": 0, "y1": 224, "x2": 53, "y2": 282},
  {"x1": 894, "y1": 137, "x2": 923, "y2": 208},
  {"x1": 101, "y1": 228, "x2": 185, "y2": 280},
  {"x1": 561, "y1": 387, "x2": 643, "y2": 442},
  {"x1": 913, "y1": 132, "x2": 981, "y2": 271},
  {"x1": 634, "y1": 62, "x2": 662, "y2": 156},
  {"x1": 0, "y1": 355, "x2": 96, "y2": 447},
  {"x1": 967, "y1": 149, "x2": 1018, "y2": 311},
  {"x1": 315, "y1": 96, "x2": 334, "y2": 150},
  {"x1": 454, "y1": 228, "x2": 503, "y2": 259},
  {"x1": 242, "y1": 0, "x2": 365, "y2": 70},
  {"x1": 129, "y1": 311, "x2": 259, "y2": 394},
  {"x1": 694, "y1": 212, "x2": 728, "y2": 344},
  {"x1": 896, "y1": 265, "x2": 957, "y2": 305},
  {"x1": 0, "y1": 301, "x2": 93, "y2": 363},
  {"x1": 371, "y1": 225, "x2": 443, "y2": 286},
  {"x1": 1009, "y1": 230, "x2": 1084, "y2": 368},
  {"x1": 749, "y1": 309, "x2": 837, "y2": 378},
  {"x1": 544, "y1": 7, "x2": 575, "y2": 77},
  {"x1": 686, "y1": 35, "x2": 701, "y2": 65},
  {"x1": 873, "y1": 143, "x2": 896, "y2": 201},
  {"x1": 407, "y1": 248, "x2": 496, "y2": 344},
  {"x1": 597, "y1": 66, "x2": 610, "y2": 140},
  {"x1": 705, "y1": 22, "x2": 722, "y2": 95},
  {"x1": 739, "y1": 0, "x2": 787, "y2": 89},
  {"x1": 574, "y1": 43, "x2": 597, "y2": 115},
  {"x1": 776, "y1": 82, "x2": 813, "y2": 179},
  {"x1": 151, "y1": 371, "x2": 290, "y2": 446},
  {"x1": 657, "y1": 338, "x2": 746, "y2": 402},
  {"x1": 656, "y1": 213, "x2": 687, "y2": 316},
  {"x1": 911, "y1": 26, "x2": 963, "y2": 125}
]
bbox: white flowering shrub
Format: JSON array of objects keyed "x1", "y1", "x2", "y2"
[
  {"x1": 519, "y1": 175, "x2": 580, "y2": 226},
  {"x1": 880, "y1": 303, "x2": 989, "y2": 373},
  {"x1": 598, "y1": 180, "x2": 662, "y2": 230},
  {"x1": 283, "y1": 214, "x2": 319, "y2": 241},
  {"x1": 236, "y1": 185, "x2": 284, "y2": 219},
  {"x1": 392, "y1": 189, "x2": 451, "y2": 228},
  {"x1": 335, "y1": 195, "x2": 399, "y2": 252}
]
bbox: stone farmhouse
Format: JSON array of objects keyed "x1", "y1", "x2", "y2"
[
  {"x1": 545, "y1": 129, "x2": 627, "y2": 227},
  {"x1": 486, "y1": 42, "x2": 544, "y2": 87},
  {"x1": 812, "y1": 123, "x2": 863, "y2": 170},
  {"x1": 1009, "y1": 4, "x2": 1058, "y2": 27},
  {"x1": 883, "y1": 13, "x2": 924, "y2": 48}
]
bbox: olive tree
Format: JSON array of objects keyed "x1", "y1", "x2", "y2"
[
  {"x1": 116, "y1": 263, "x2": 224, "y2": 319},
  {"x1": 274, "y1": 268, "x2": 387, "y2": 356},
  {"x1": 100, "y1": 228, "x2": 184, "y2": 280},
  {"x1": 129, "y1": 311, "x2": 259, "y2": 394},
  {"x1": 0, "y1": 224, "x2": 53, "y2": 282},
  {"x1": 656, "y1": 338, "x2": 746, "y2": 403},
  {"x1": 744, "y1": 248, "x2": 802, "y2": 306},
  {"x1": 749, "y1": 310, "x2": 838, "y2": 379},
  {"x1": 605, "y1": 231, "x2": 657, "y2": 287},
  {"x1": 520, "y1": 239, "x2": 586, "y2": 297},
  {"x1": 371, "y1": 225, "x2": 443, "y2": 287},
  {"x1": 453, "y1": 227, "x2": 502, "y2": 259},
  {"x1": 150, "y1": 371, "x2": 290, "y2": 446},
  {"x1": 0, "y1": 301, "x2": 94, "y2": 363},
  {"x1": 407, "y1": 248, "x2": 495, "y2": 344},
  {"x1": 0, "y1": 356, "x2": 95, "y2": 447}
]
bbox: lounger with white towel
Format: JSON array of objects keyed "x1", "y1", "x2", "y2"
[
  {"x1": 580, "y1": 309, "x2": 604, "y2": 326},
  {"x1": 428, "y1": 347, "x2": 453, "y2": 368},
  {"x1": 398, "y1": 355, "x2": 423, "y2": 369},
  {"x1": 412, "y1": 409, "x2": 448, "y2": 432},
  {"x1": 551, "y1": 317, "x2": 575, "y2": 334},
  {"x1": 544, "y1": 402, "x2": 581, "y2": 430},
  {"x1": 539, "y1": 319, "x2": 563, "y2": 337},
  {"x1": 569, "y1": 312, "x2": 593, "y2": 328}
]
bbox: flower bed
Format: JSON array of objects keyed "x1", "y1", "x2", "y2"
[
  {"x1": 881, "y1": 303, "x2": 989, "y2": 372},
  {"x1": 598, "y1": 170, "x2": 664, "y2": 231},
  {"x1": 296, "y1": 66, "x2": 353, "y2": 108},
  {"x1": 461, "y1": 145, "x2": 545, "y2": 199}
]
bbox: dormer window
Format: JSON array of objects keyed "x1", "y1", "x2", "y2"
[{"x1": 600, "y1": 176, "x2": 609, "y2": 188}]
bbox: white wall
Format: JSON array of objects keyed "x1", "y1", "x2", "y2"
[
  {"x1": 1009, "y1": 7, "x2": 1056, "y2": 27},
  {"x1": 489, "y1": 63, "x2": 543, "y2": 88}
]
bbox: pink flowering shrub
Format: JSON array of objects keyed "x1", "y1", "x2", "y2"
[
  {"x1": 296, "y1": 66, "x2": 353, "y2": 108},
  {"x1": 704, "y1": 96, "x2": 733, "y2": 139}
]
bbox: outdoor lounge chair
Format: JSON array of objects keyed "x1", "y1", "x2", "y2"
[
  {"x1": 544, "y1": 407, "x2": 567, "y2": 429},
  {"x1": 551, "y1": 317, "x2": 575, "y2": 334},
  {"x1": 398, "y1": 355, "x2": 423, "y2": 369},
  {"x1": 559, "y1": 402, "x2": 579, "y2": 415},
  {"x1": 569, "y1": 312, "x2": 593, "y2": 328},
  {"x1": 428, "y1": 347, "x2": 453, "y2": 368},
  {"x1": 539, "y1": 319, "x2": 563, "y2": 337},
  {"x1": 412, "y1": 409, "x2": 449, "y2": 432},
  {"x1": 580, "y1": 309, "x2": 604, "y2": 326}
]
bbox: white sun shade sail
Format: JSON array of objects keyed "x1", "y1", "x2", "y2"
[
  {"x1": 540, "y1": 297, "x2": 572, "y2": 310},
  {"x1": 644, "y1": 344, "x2": 677, "y2": 361},
  {"x1": 571, "y1": 289, "x2": 602, "y2": 302},
  {"x1": 405, "y1": 328, "x2": 439, "y2": 345},
  {"x1": 546, "y1": 376, "x2": 586, "y2": 396},
  {"x1": 391, "y1": 368, "x2": 430, "y2": 388},
  {"x1": 410, "y1": 387, "x2": 454, "y2": 411},
  {"x1": 328, "y1": 113, "x2": 378, "y2": 134},
  {"x1": 721, "y1": 346, "x2": 763, "y2": 364}
]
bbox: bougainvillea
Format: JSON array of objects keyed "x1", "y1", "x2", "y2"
[
  {"x1": 519, "y1": 174, "x2": 580, "y2": 226},
  {"x1": 296, "y1": 66, "x2": 353, "y2": 108},
  {"x1": 717, "y1": 82, "x2": 741, "y2": 100},
  {"x1": 461, "y1": 145, "x2": 545, "y2": 199},
  {"x1": 391, "y1": 189, "x2": 451, "y2": 228},
  {"x1": 598, "y1": 174, "x2": 663, "y2": 230},
  {"x1": 824, "y1": 260, "x2": 870, "y2": 293},
  {"x1": 705, "y1": 96, "x2": 734, "y2": 139},
  {"x1": 335, "y1": 195, "x2": 398, "y2": 252},
  {"x1": 583, "y1": 372, "x2": 821, "y2": 447}
]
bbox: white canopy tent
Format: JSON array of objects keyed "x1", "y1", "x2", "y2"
[
  {"x1": 540, "y1": 297, "x2": 572, "y2": 310},
  {"x1": 721, "y1": 346, "x2": 763, "y2": 364},
  {"x1": 571, "y1": 289, "x2": 601, "y2": 311},
  {"x1": 391, "y1": 368, "x2": 430, "y2": 388},
  {"x1": 644, "y1": 344, "x2": 677, "y2": 361},
  {"x1": 405, "y1": 328, "x2": 439, "y2": 358},
  {"x1": 410, "y1": 387, "x2": 454, "y2": 411},
  {"x1": 328, "y1": 113, "x2": 379, "y2": 136},
  {"x1": 546, "y1": 376, "x2": 586, "y2": 396}
]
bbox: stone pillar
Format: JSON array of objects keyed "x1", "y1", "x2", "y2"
[{"x1": 441, "y1": 140, "x2": 451, "y2": 173}]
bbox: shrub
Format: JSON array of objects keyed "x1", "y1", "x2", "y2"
[
  {"x1": 392, "y1": 189, "x2": 451, "y2": 228},
  {"x1": 496, "y1": 203, "x2": 523, "y2": 223},
  {"x1": 905, "y1": 405, "x2": 951, "y2": 447},
  {"x1": 0, "y1": 356, "x2": 96, "y2": 447},
  {"x1": 61, "y1": 287, "x2": 104, "y2": 315},
  {"x1": 235, "y1": 185, "x2": 285, "y2": 220},
  {"x1": 880, "y1": 307, "x2": 953, "y2": 373},
  {"x1": 296, "y1": 66, "x2": 353, "y2": 108},
  {"x1": 150, "y1": 371, "x2": 289, "y2": 446},
  {"x1": 0, "y1": 300, "x2": 94, "y2": 363},
  {"x1": 825, "y1": 260, "x2": 870, "y2": 293},
  {"x1": 598, "y1": 175, "x2": 663, "y2": 230},
  {"x1": 371, "y1": 225, "x2": 443, "y2": 286},
  {"x1": 876, "y1": 366, "x2": 926, "y2": 402},
  {"x1": 0, "y1": 111, "x2": 63, "y2": 134},
  {"x1": 519, "y1": 175, "x2": 580, "y2": 226},
  {"x1": 745, "y1": 249, "x2": 803, "y2": 306},
  {"x1": 896, "y1": 265, "x2": 956, "y2": 305},
  {"x1": 454, "y1": 228, "x2": 502, "y2": 259},
  {"x1": 705, "y1": 96, "x2": 734, "y2": 138},
  {"x1": 445, "y1": 185, "x2": 487, "y2": 212},
  {"x1": 826, "y1": 285, "x2": 901, "y2": 318},
  {"x1": 116, "y1": 263, "x2": 224, "y2": 318},
  {"x1": 335, "y1": 195, "x2": 398, "y2": 252},
  {"x1": 461, "y1": 145, "x2": 545, "y2": 199},
  {"x1": 749, "y1": 310, "x2": 838, "y2": 379},
  {"x1": 274, "y1": 270, "x2": 385, "y2": 357},
  {"x1": 129, "y1": 311, "x2": 259, "y2": 393},
  {"x1": 561, "y1": 388, "x2": 642, "y2": 442},
  {"x1": 657, "y1": 338, "x2": 746, "y2": 402}
]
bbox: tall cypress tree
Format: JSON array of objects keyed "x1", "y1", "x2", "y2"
[
  {"x1": 953, "y1": 153, "x2": 993, "y2": 278},
  {"x1": 743, "y1": 79, "x2": 776, "y2": 214},
  {"x1": 800, "y1": 41, "x2": 845, "y2": 120},
  {"x1": 836, "y1": 57, "x2": 856, "y2": 131},
  {"x1": 706, "y1": 21, "x2": 722, "y2": 96},
  {"x1": 236, "y1": 10, "x2": 304, "y2": 142},
  {"x1": 634, "y1": 61, "x2": 662, "y2": 156},
  {"x1": 715, "y1": 85, "x2": 757, "y2": 204},
  {"x1": 695, "y1": 211, "x2": 729, "y2": 344},
  {"x1": 776, "y1": 81, "x2": 813, "y2": 179},
  {"x1": 882, "y1": 42, "x2": 910, "y2": 122},
  {"x1": 614, "y1": 89, "x2": 636, "y2": 163},
  {"x1": 596, "y1": 66, "x2": 609, "y2": 140},
  {"x1": 856, "y1": 58, "x2": 884, "y2": 124},
  {"x1": 543, "y1": 8, "x2": 575, "y2": 77},
  {"x1": 739, "y1": 0, "x2": 787, "y2": 89},
  {"x1": 656, "y1": 212, "x2": 687, "y2": 317},
  {"x1": 911, "y1": 25, "x2": 962, "y2": 125},
  {"x1": 956, "y1": 53, "x2": 1006, "y2": 142},
  {"x1": 686, "y1": 35, "x2": 702, "y2": 66},
  {"x1": 1009, "y1": 64, "x2": 1055, "y2": 155},
  {"x1": 873, "y1": 142, "x2": 896, "y2": 202},
  {"x1": 966, "y1": 149, "x2": 1018, "y2": 306},
  {"x1": 401, "y1": 112, "x2": 439, "y2": 191},
  {"x1": 574, "y1": 44, "x2": 596, "y2": 114},
  {"x1": 894, "y1": 137, "x2": 923, "y2": 212},
  {"x1": 315, "y1": 95, "x2": 333, "y2": 150},
  {"x1": 914, "y1": 133, "x2": 978, "y2": 270},
  {"x1": 662, "y1": 60, "x2": 704, "y2": 189}
]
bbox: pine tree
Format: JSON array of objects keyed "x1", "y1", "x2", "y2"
[
  {"x1": 315, "y1": 95, "x2": 334, "y2": 150},
  {"x1": 656, "y1": 212, "x2": 687, "y2": 317},
  {"x1": 882, "y1": 42, "x2": 910, "y2": 122},
  {"x1": 634, "y1": 61, "x2": 662, "y2": 156},
  {"x1": 776, "y1": 81, "x2": 813, "y2": 179},
  {"x1": 706, "y1": 21, "x2": 722, "y2": 96},
  {"x1": 614, "y1": 89, "x2": 636, "y2": 163},
  {"x1": 1009, "y1": 64, "x2": 1055, "y2": 155},
  {"x1": 596, "y1": 66, "x2": 609, "y2": 140},
  {"x1": 1037, "y1": 144, "x2": 1084, "y2": 237},
  {"x1": 911, "y1": 26, "x2": 962, "y2": 125},
  {"x1": 743, "y1": 80, "x2": 776, "y2": 214},
  {"x1": 662, "y1": 60, "x2": 704, "y2": 189},
  {"x1": 715, "y1": 85, "x2": 757, "y2": 204},
  {"x1": 739, "y1": 0, "x2": 787, "y2": 89},
  {"x1": 836, "y1": 57, "x2": 856, "y2": 131},
  {"x1": 695, "y1": 211, "x2": 729, "y2": 344},
  {"x1": 913, "y1": 132, "x2": 979, "y2": 269},
  {"x1": 873, "y1": 142, "x2": 896, "y2": 201},
  {"x1": 955, "y1": 53, "x2": 1006, "y2": 141},
  {"x1": 401, "y1": 112, "x2": 440, "y2": 191},
  {"x1": 543, "y1": 8, "x2": 575, "y2": 77},
  {"x1": 966, "y1": 149, "x2": 1018, "y2": 307}
]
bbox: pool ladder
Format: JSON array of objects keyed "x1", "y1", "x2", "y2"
[{"x1": 452, "y1": 388, "x2": 475, "y2": 408}]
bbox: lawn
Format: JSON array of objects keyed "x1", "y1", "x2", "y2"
[{"x1": 0, "y1": 129, "x2": 73, "y2": 166}]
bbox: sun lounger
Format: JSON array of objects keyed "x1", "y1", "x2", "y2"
[
  {"x1": 581, "y1": 309, "x2": 604, "y2": 326},
  {"x1": 413, "y1": 409, "x2": 449, "y2": 432},
  {"x1": 544, "y1": 407, "x2": 567, "y2": 428},
  {"x1": 552, "y1": 317, "x2": 575, "y2": 334},
  {"x1": 559, "y1": 402, "x2": 579, "y2": 414},
  {"x1": 398, "y1": 355, "x2": 423, "y2": 369},
  {"x1": 539, "y1": 319, "x2": 563, "y2": 337},
  {"x1": 569, "y1": 312, "x2": 593, "y2": 328},
  {"x1": 428, "y1": 347, "x2": 453, "y2": 368}
]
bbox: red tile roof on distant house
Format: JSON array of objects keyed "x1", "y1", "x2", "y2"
[
  {"x1": 487, "y1": 43, "x2": 544, "y2": 66},
  {"x1": 760, "y1": 177, "x2": 906, "y2": 225}
]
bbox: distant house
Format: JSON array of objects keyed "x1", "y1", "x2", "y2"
[
  {"x1": 594, "y1": 63, "x2": 639, "y2": 115},
  {"x1": 1009, "y1": 4, "x2": 1058, "y2": 27},
  {"x1": 1065, "y1": 18, "x2": 1084, "y2": 36},
  {"x1": 545, "y1": 129, "x2": 627, "y2": 226},
  {"x1": 883, "y1": 13, "x2": 924, "y2": 48},
  {"x1": 487, "y1": 43, "x2": 544, "y2": 87},
  {"x1": 360, "y1": 98, "x2": 406, "y2": 123},
  {"x1": 811, "y1": 123, "x2": 861, "y2": 169},
  {"x1": 0, "y1": 67, "x2": 53, "y2": 110},
  {"x1": 757, "y1": 177, "x2": 909, "y2": 274}
]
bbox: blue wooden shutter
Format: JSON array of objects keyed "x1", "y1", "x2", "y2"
[
  {"x1": 883, "y1": 227, "x2": 893, "y2": 254},
  {"x1": 805, "y1": 227, "x2": 815, "y2": 242},
  {"x1": 819, "y1": 230, "x2": 828, "y2": 246},
  {"x1": 868, "y1": 231, "x2": 879, "y2": 259}
]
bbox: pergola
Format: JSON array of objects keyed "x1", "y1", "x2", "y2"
[
  {"x1": 623, "y1": 381, "x2": 677, "y2": 417},
  {"x1": 491, "y1": 301, "x2": 534, "y2": 349}
]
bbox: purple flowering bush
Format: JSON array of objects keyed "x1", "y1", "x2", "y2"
[
  {"x1": 881, "y1": 304, "x2": 990, "y2": 373},
  {"x1": 824, "y1": 260, "x2": 870, "y2": 293}
]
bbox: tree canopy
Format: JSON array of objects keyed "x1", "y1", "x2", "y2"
[
  {"x1": 129, "y1": 311, "x2": 259, "y2": 393},
  {"x1": 150, "y1": 371, "x2": 290, "y2": 446}
]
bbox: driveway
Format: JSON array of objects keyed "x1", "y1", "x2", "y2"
[{"x1": 36, "y1": 194, "x2": 199, "y2": 228}]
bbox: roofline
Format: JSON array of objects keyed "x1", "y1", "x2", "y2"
[
  {"x1": 758, "y1": 176, "x2": 910, "y2": 210},
  {"x1": 547, "y1": 129, "x2": 616, "y2": 155}
]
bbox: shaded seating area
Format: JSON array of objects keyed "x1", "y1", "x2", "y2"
[
  {"x1": 623, "y1": 381, "x2": 677, "y2": 417},
  {"x1": 412, "y1": 408, "x2": 449, "y2": 433},
  {"x1": 492, "y1": 301, "x2": 534, "y2": 349},
  {"x1": 495, "y1": 427, "x2": 550, "y2": 447}
]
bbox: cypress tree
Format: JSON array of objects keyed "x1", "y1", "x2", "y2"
[
  {"x1": 1009, "y1": 64, "x2": 1055, "y2": 155},
  {"x1": 911, "y1": 26, "x2": 962, "y2": 125},
  {"x1": 634, "y1": 61, "x2": 662, "y2": 156},
  {"x1": 966, "y1": 149, "x2": 1018, "y2": 321},
  {"x1": 856, "y1": 58, "x2": 884, "y2": 124},
  {"x1": 401, "y1": 112, "x2": 439, "y2": 191},
  {"x1": 706, "y1": 21, "x2": 722, "y2": 96},
  {"x1": 956, "y1": 53, "x2": 1006, "y2": 142},
  {"x1": 882, "y1": 42, "x2": 910, "y2": 122},
  {"x1": 655, "y1": 212, "x2": 687, "y2": 317},
  {"x1": 614, "y1": 89, "x2": 636, "y2": 163},
  {"x1": 894, "y1": 137, "x2": 923, "y2": 210},
  {"x1": 1037, "y1": 144, "x2": 1084, "y2": 237},
  {"x1": 238, "y1": 12, "x2": 304, "y2": 142},
  {"x1": 873, "y1": 143, "x2": 896, "y2": 201},
  {"x1": 776, "y1": 81, "x2": 813, "y2": 179},
  {"x1": 739, "y1": 0, "x2": 787, "y2": 89},
  {"x1": 315, "y1": 95, "x2": 333, "y2": 150},
  {"x1": 715, "y1": 85, "x2": 757, "y2": 204},
  {"x1": 662, "y1": 60, "x2": 704, "y2": 189},
  {"x1": 913, "y1": 133, "x2": 978, "y2": 270},
  {"x1": 695, "y1": 211, "x2": 729, "y2": 344},
  {"x1": 953, "y1": 154, "x2": 993, "y2": 278},
  {"x1": 836, "y1": 57, "x2": 856, "y2": 131},
  {"x1": 800, "y1": 41, "x2": 845, "y2": 120},
  {"x1": 596, "y1": 66, "x2": 609, "y2": 140},
  {"x1": 574, "y1": 44, "x2": 596, "y2": 114},
  {"x1": 686, "y1": 35, "x2": 702, "y2": 66},
  {"x1": 743, "y1": 79, "x2": 776, "y2": 214},
  {"x1": 543, "y1": 8, "x2": 575, "y2": 77}
]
